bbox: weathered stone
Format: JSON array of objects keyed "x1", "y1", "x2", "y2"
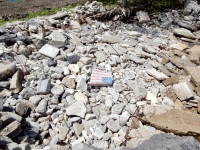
[
  {"x1": 107, "y1": 119, "x2": 120, "y2": 132},
  {"x1": 76, "y1": 78, "x2": 87, "y2": 92},
  {"x1": 68, "y1": 64, "x2": 80, "y2": 74},
  {"x1": 35, "y1": 99, "x2": 47, "y2": 114},
  {"x1": 0, "y1": 61, "x2": 16, "y2": 81},
  {"x1": 162, "y1": 76, "x2": 179, "y2": 86},
  {"x1": 170, "y1": 42, "x2": 188, "y2": 51},
  {"x1": 94, "y1": 51, "x2": 107, "y2": 62},
  {"x1": 74, "y1": 91, "x2": 88, "y2": 104},
  {"x1": 66, "y1": 100, "x2": 86, "y2": 118},
  {"x1": 173, "y1": 81, "x2": 194, "y2": 101},
  {"x1": 48, "y1": 30, "x2": 66, "y2": 42},
  {"x1": 62, "y1": 77, "x2": 75, "y2": 89},
  {"x1": 136, "y1": 134, "x2": 200, "y2": 150},
  {"x1": 59, "y1": 127, "x2": 69, "y2": 141},
  {"x1": 39, "y1": 44, "x2": 60, "y2": 58},
  {"x1": 127, "y1": 80, "x2": 147, "y2": 101},
  {"x1": 51, "y1": 85, "x2": 64, "y2": 96},
  {"x1": 146, "y1": 67, "x2": 168, "y2": 80},
  {"x1": 10, "y1": 69, "x2": 24, "y2": 93},
  {"x1": 102, "y1": 35, "x2": 122, "y2": 44},
  {"x1": 73, "y1": 123, "x2": 84, "y2": 136},
  {"x1": 173, "y1": 28, "x2": 196, "y2": 39},
  {"x1": 0, "y1": 120, "x2": 21, "y2": 139},
  {"x1": 67, "y1": 54, "x2": 80, "y2": 64},
  {"x1": 142, "y1": 45, "x2": 156, "y2": 54},
  {"x1": 16, "y1": 103, "x2": 29, "y2": 116},
  {"x1": 146, "y1": 109, "x2": 200, "y2": 135},
  {"x1": 80, "y1": 57, "x2": 93, "y2": 65},
  {"x1": 185, "y1": 66, "x2": 200, "y2": 86}
]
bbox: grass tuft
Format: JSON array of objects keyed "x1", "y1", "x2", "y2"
[{"x1": 66, "y1": 5, "x2": 73, "y2": 11}]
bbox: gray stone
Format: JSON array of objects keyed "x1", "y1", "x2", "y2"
[
  {"x1": 49, "y1": 30, "x2": 66, "y2": 42},
  {"x1": 16, "y1": 103, "x2": 29, "y2": 116},
  {"x1": 127, "y1": 133, "x2": 200, "y2": 150},
  {"x1": 24, "y1": 121, "x2": 39, "y2": 138},
  {"x1": 107, "y1": 119, "x2": 120, "y2": 132},
  {"x1": 0, "y1": 120, "x2": 21, "y2": 139},
  {"x1": 119, "y1": 111, "x2": 130, "y2": 126},
  {"x1": 127, "y1": 80, "x2": 147, "y2": 101},
  {"x1": 129, "y1": 54, "x2": 145, "y2": 64},
  {"x1": 0, "y1": 98, "x2": 3, "y2": 111},
  {"x1": 10, "y1": 69, "x2": 24, "y2": 93},
  {"x1": 162, "y1": 97, "x2": 174, "y2": 108},
  {"x1": 94, "y1": 51, "x2": 107, "y2": 62},
  {"x1": 146, "y1": 67, "x2": 168, "y2": 81},
  {"x1": 35, "y1": 99, "x2": 47, "y2": 114},
  {"x1": 80, "y1": 57, "x2": 93, "y2": 65},
  {"x1": 72, "y1": 143, "x2": 101, "y2": 150},
  {"x1": 102, "y1": 35, "x2": 122, "y2": 44},
  {"x1": 0, "y1": 61, "x2": 16, "y2": 81},
  {"x1": 66, "y1": 100, "x2": 86, "y2": 118},
  {"x1": 62, "y1": 77, "x2": 75, "y2": 89},
  {"x1": 173, "y1": 81, "x2": 195, "y2": 101},
  {"x1": 73, "y1": 123, "x2": 84, "y2": 136},
  {"x1": 76, "y1": 78, "x2": 87, "y2": 92},
  {"x1": 142, "y1": 45, "x2": 156, "y2": 54},
  {"x1": 111, "y1": 103, "x2": 125, "y2": 114},
  {"x1": 51, "y1": 85, "x2": 64, "y2": 97},
  {"x1": 37, "y1": 79, "x2": 51, "y2": 94},
  {"x1": 39, "y1": 44, "x2": 60, "y2": 58},
  {"x1": 173, "y1": 28, "x2": 196, "y2": 39},
  {"x1": 59, "y1": 127, "x2": 69, "y2": 141}
]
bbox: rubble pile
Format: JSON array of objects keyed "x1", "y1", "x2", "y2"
[{"x1": 1, "y1": 0, "x2": 200, "y2": 150}]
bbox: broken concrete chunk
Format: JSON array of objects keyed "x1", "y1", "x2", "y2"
[
  {"x1": 173, "y1": 81, "x2": 194, "y2": 101},
  {"x1": 146, "y1": 109, "x2": 200, "y2": 135},
  {"x1": 146, "y1": 67, "x2": 168, "y2": 81},
  {"x1": 39, "y1": 44, "x2": 60, "y2": 58}
]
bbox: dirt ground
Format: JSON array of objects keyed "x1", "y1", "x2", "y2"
[{"x1": 0, "y1": 0, "x2": 85, "y2": 18}]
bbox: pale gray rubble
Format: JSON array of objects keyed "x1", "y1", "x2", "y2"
[{"x1": 0, "y1": 1, "x2": 200, "y2": 150}]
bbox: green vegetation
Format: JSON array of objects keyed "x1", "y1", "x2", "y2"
[
  {"x1": 66, "y1": 4, "x2": 73, "y2": 11},
  {"x1": 97, "y1": 0, "x2": 118, "y2": 5},
  {"x1": 151, "y1": 0, "x2": 180, "y2": 12},
  {"x1": 0, "y1": 19, "x2": 6, "y2": 26},
  {"x1": 0, "y1": 5, "x2": 74, "y2": 27}
]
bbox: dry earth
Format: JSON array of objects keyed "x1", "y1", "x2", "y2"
[{"x1": 0, "y1": 0, "x2": 85, "y2": 18}]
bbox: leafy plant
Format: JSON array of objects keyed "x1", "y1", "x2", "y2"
[{"x1": 66, "y1": 5, "x2": 73, "y2": 11}]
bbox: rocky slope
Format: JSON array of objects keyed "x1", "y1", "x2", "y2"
[{"x1": 1, "y1": 0, "x2": 200, "y2": 150}]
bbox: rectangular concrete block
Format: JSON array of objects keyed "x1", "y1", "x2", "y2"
[
  {"x1": 173, "y1": 81, "x2": 195, "y2": 101},
  {"x1": 37, "y1": 79, "x2": 51, "y2": 94}
]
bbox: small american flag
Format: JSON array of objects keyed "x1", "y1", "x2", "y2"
[{"x1": 90, "y1": 69, "x2": 114, "y2": 86}]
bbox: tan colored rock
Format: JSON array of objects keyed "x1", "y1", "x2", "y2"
[
  {"x1": 170, "y1": 42, "x2": 188, "y2": 51},
  {"x1": 162, "y1": 76, "x2": 179, "y2": 86},
  {"x1": 146, "y1": 109, "x2": 200, "y2": 135},
  {"x1": 185, "y1": 66, "x2": 200, "y2": 86},
  {"x1": 198, "y1": 101, "x2": 200, "y2": 114},
  {"x1": 186, "y1": 45, "x2": 200, "y2": 64}
]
